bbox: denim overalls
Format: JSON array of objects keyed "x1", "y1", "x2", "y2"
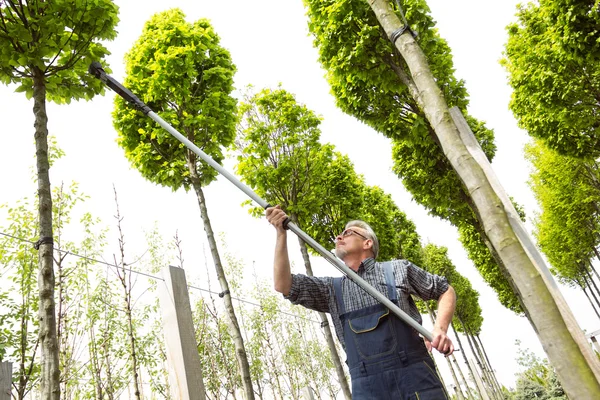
[{"x1": 332, "y1": 262, "x2": 447, "y2": 399}]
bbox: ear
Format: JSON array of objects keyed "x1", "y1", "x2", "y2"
[{"x1": 363, "y1": 239, "x2": 373, "y2": 252}]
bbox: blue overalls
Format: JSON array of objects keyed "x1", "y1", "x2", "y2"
[{"x1": 332, "y1": 262, "x2": 447, "y2": 399}]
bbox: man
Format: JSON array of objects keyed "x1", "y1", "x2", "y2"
[{"x1": 266, "y1": 205, "x2": 456, "y2": 399}]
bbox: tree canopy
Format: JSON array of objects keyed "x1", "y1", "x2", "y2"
[
  {"x1": 503, "y1": 0, "x2": 600, "y2": 158},
  {"x1": 113, "y1": 8, "x2": 237, "y2": 190}
]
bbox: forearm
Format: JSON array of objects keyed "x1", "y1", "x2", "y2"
[
  {"x1": 273, "y1": 231, "x2": 292, "y2": 295},
  {"x1": 434, "y1": 285, "x2": 456, "y2": 332}
]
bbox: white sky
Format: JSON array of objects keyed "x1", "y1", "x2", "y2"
[{"x1": 0, "y1": 0, "x2": 595, "y2": 394}]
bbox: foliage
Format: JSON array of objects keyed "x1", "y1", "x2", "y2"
[
  {"x1": 503, "y1": 0, "x2": 600, "y2": 158},
  {"x1": 0, "y1": 0, "x2": 119, "y2": 101},
  {"x1": 302, "y1": 0, "x2": 525, "y2": 314},
  {"x1": 421, "y1": 243, "x2": 483, "y2": 333},
  {"x1": 0, "y1": 198, "x2": 41, "y2": 399},
  {"x1": 236, "y1": 86, "x2": 425, "y2": 266},
  {"x1": 458, "y1": 223, "x2": 522, "y2": 313},
  {"x1": 359, "y1": 185, "x2": 422, "y2": 263},
  {"x1": 508, "y1": 340, "x2": 567, "y2": 400},
  {"x1": 113, "y1": 8, "x2": 237, "y2": 191},
  {"x1": 236, "y1": 86, "x2": 328, "y2": 219},
  {"x1": 525, "y1": 139, "x2": 600, "y2": 286}
]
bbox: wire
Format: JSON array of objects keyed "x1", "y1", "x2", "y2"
[{"x1": 0, "y1": 230, "x2": 320, "y2": 324}]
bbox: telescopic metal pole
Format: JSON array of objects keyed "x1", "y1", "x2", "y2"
[{"x1": 88, "y1": 62, "x2": 434, "y2": 341}]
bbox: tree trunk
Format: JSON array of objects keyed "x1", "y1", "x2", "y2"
[
  {"x1": 451, "y1": 354, "x2": 470, "y2": 400},
  {"x1": 473, "y1": 335, "x2": 502, "y2": 399},
  {"x1": 589, "y1": 253, "x2": 600, "y2": 282},
  {"x1": 464, "y1": 328, "x2": 496, "y2": 399},
  {"x1": 367, "y1": 1, "x2": 600, "y2": 397},
  {"x1": 454, "y1": 320, "x2": 484, "y2": 400},
  {"x1": 579, "y1": 279, "x2": 600, "y2": 320},
  {"x1": 476, "y1": 335, "x2": 504, "y2": 398},
  {"x1": 425, "y1": 304, "x2": 455, "y2": 398},
  {"x1": 292, "y1": 214, "x2": 351, "y2": 400},
  {"x1": 32, "y1": 66, "x2": 60, "y2": 400},
  {"x1": 582, "y1": 271, "x2": 600, "y2": 313},
  {"x1": 584, "y1": 264, "x2": 600, "y2": 309},
  {"x1": 191, "y1": 182, "x2": 254, "y2": 399}
]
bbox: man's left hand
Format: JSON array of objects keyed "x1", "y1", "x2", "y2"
[{"x1": 430, "y1": 326, "x2": 454, "y2": 356}]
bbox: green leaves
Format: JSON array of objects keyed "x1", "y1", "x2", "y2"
[
  {"x1": 303, "y1": 0, "x2": 520, "y2": 314},
  {"x1": 503, "y1": 0, "x2": 600, "y2": 158},
  {"x1": 113, "y1": 9, "x2": 237, "y2": 191},
  {"x1": 526, "y1": 139, "x2": 600, "y2": 286},
  {"x1": 0, "y1": 0, "x2": 119, "y2": 103}
]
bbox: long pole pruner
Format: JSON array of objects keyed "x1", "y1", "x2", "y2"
[{"x1": 88, "y1": 62, "x2": 434, "y2": 342}]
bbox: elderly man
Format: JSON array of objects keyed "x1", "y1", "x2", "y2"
[{"x1": 266, "y1": 205, "x2": 456, "y2": 399}]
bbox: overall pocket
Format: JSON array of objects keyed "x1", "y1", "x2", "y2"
[{"x1": 349, "y1": 309, "x2": 397, "y2": 359}]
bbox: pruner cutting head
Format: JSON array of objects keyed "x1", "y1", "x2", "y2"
[{"x1": 88, "y1": 61, "x2": 107, "y2": 82}]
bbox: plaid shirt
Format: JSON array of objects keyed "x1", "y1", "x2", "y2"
[{"x1": 284, "y1": 258, "x2": 449, "y2": 349}]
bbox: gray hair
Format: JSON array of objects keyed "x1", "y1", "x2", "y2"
[{"x1": 346, "y1": 220, "x2": 379, "y2": 259}]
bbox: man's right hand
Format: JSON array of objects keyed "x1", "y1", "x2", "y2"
[{"x1": 266, "y1": 205, "x2": 288, "y2": 234}]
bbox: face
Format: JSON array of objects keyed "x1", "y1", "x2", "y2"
[{"x1": 334, "y1": 227, "x2": 371, "y2": 260}]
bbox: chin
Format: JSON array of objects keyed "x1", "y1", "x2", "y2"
[{"x1": 335, "y1": 249, "x2": 347, "y2": 260}]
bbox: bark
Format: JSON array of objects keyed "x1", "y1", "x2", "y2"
[
  {"x1": 190, "y1": 178, "x2": 254, "y2": 399},
  {"x1": 33, "y1": 65, "x2": 60, "y2": 400},
  {"x1": 426, "y1": 304, "x2": 456, "y2": 398},
  {"x1": 476, "y1": 335, "x2": 504, "y2": 398},
  {"x1": 582, "y1": 273, "x2": 600, "y2": 314},
  {"x1": 590, "y1": 253, "x2": 600, "y2": 282},
  {"x1": 113, "y1": 196, "x2": 142, "y2": 400},
  {"x1": 451, "y1": 354, "x2": 470, "y2": 400},
  {"x1": 454, "y1": 320, "x2": 483, "y2": 400},
  {"x1": 292, "y1": 215, "x2": 352, "y2": 400},
  {"x1": 463, "y1": 325, "x2": 497, "y2": 400},
  {"x1": 473, "y1": 335, "x2": 502, "y2": 400},
  {"x1": 367, "y1": 1, "x2": 600, "y2": 397},
  {"x1": 580, "y1": 279, "x2": 600, "y2": 320},
  {"x1": 584, "y1": 264, "x2": 600, "y2": 309}
]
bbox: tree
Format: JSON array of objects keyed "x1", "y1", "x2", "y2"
[
  {"x1": 525, "y1": 140, "x2": 600, "y2": 319},
  {"x1": 304, "y1": 0, "x2": 600, "y2": 396},
  {"x1": 303, "y1": 0, "x2": 522, "y2": 313},
  {"x1": 112, "y1": 9, "x2": 255, "y2": 398},
  {"x1": 510, "y1": 340, "x2": 567, "y2": 400},
  {"x1": 236, "y1": 87, "x2": 352, "y2": 399},
  {"x1": 503, "y1": 0, "x2": 600, "y2": 159},
  {"x1": 0, "y1": 1, "x2": 119, "y2": 397},
  {"x1": 0, "y1": 198, "x2": 41, "y2": 399}
]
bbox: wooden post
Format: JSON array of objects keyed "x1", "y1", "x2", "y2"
[
  {"x1": 0, "y1": 362, "x2": 12, "y2": 400},
  {"x1": 160, "y1": 266, "x2": 206, "y2": 400}
]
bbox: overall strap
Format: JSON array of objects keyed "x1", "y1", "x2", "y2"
[
  {"x1": 332, "y1": 277, "x2": 346, "y2": 315},
  {"x1": 383, "y1": 261, "x2": 397, "y2": 301}
]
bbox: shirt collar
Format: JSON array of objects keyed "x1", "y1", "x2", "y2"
[{"x1": 358, "y1": 257, "x2": 376, "y2": 273}]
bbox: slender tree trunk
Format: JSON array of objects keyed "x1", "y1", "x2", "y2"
[
  {"x1": 579, "y1": 279, "x2": 600, "y2": 320},
  {"x1": 367, "y1": 1, "x2": 600, "y2": 397},
  {"x1": 292, "y1": 214, "x2": 351, "y2": 400},
  {"x1": 581, "y1": 268, "x2": 600, "y2": 312},
  {"x1": 589, "y1": 254, "x2": 600, "y2": 282},
  {"x1": 112, "y1": 194, "x2": 142, "y2": 400},
  {"x1": 474, "y1": 335, "x2": 502, "y2": 399},
  {"x1": 451, "y1": 354, "x2": 470, "y2": 400},
  {"x1": 454, "y1": 320, "x2": 484, "y2": 400},
  {"x1": 191, "y1": 182, "x2": 254, "y2": 399},
  {"x1": 425, "y1": 304, "x2": 455, "y2": 398},
  {"x1": 32, "y1": 65, "x2": 60, "y2": 400},
  {"x1": 465, "y1": 330, "x2": 495, "y2": 399},
  {"x1": 584, "y1": 264, "x2": 600, "y2": 308}
]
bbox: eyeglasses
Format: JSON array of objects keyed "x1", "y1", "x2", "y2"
[{"x1": 335, "y1": 229, "x2": 369, "y2": 242}]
